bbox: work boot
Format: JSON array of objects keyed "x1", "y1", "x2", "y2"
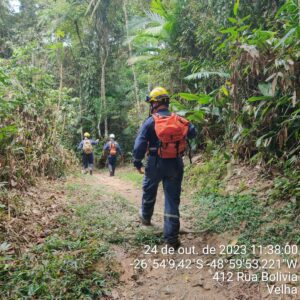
[
  {"x1": 139, "y1": 214, "x2": 151, "y2": 226},
  {"x1": 165, "y1": 240, "x2": 181, "y2": 251}
]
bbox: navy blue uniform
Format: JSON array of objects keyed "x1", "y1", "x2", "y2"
[
  {"x1": 133, "y1": 108, "x2": 196, "y2": 244},
  {"x1": 103, "y1": 141, "x2": 122, "y2": 176},
  {"x1": 78, "y1": 139, "x2": 98, "y2": 170}
]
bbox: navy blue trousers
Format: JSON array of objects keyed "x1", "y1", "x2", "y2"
[
  {"x1": 141, "y1": 156, "x2": 183, "y2": 244},
  {"x1": 82, "y1": 153, "x2": 94, "y2": 169},
  {"x1": 108, "y1": 155, "x2": 117, "y2": 175}
]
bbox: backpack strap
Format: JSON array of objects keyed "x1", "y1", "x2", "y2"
[
  {"x1": 175, "y1": 141, "x2": 180, "y2": 157},
  {"x1": 186, "y1": 139, "x2": 192, "y2": 164}
]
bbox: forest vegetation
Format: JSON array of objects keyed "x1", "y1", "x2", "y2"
[
  {"x1": 0, "y1": 0, "x2": 299, "y2": 298},
  {"x1": 0, "y1": 0, "x2": 299, "y2": 187}
]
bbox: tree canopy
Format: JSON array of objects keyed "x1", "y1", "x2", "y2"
[{"x1": 0, "y1": 0, "x2": 299, "y2": 187}]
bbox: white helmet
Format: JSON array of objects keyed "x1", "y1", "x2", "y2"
[{"x1": 109, "y1": 134, "x2": 115, "y2": 139}]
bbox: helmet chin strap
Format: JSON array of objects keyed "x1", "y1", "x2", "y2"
[{"x1": 149, "y1": 101, "x2": 169, "y2": 116}]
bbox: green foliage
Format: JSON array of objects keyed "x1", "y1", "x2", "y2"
[
  {"x1": 134, "y1": 229, "x2": 163, "y2": 246},
  {"x1": 0, "y1": 208, "x2": 112, "y2": 298},
  {"x1": 0, "y1": 177, "x2": 141, "y2": 298},
  {"x1": 0, "y1": 50, "x2": 77, "y2": 187},
  {"x1": 117, "y1": 169, "x2": 144, "y2": 187},
  {"x1": 194, "y1": 193, "x2": 262, "y2": 234},
  {"x1": 127, "y1": 0, "x2": 299, "y2": 166},
  {"x1": 190, "y1": 152, "x2": 299, "y2": 247},
  {"x1": 184, "y1": 147, "x2": 229, "y2": 194},
  {"x1": 268, "y1": 167, "x2": 300, "y2": 208}
]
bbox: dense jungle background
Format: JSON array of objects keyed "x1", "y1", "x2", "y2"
[{"x1": 0, "y1": 0, "x2": 299, "y2": 299}]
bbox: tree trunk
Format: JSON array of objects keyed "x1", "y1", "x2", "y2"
[
  {"x1": 123, "y1": 0, "x2": 141, "y2": 115},
  {"x1": 58, "y1": 60, "x2": 63, "y2": 107},
  {"x1": 97, "y1": 117, "x2": 102, "y2": 138},
  {"x1": 100, "y1": 49, "x2": 108, "y2": 137},
  {"x1": 51, "y1": 50, "x2": 64, "y2": 142},
  {"x1": 79, "y1": 76, "x2": 84, "y2": 138}
]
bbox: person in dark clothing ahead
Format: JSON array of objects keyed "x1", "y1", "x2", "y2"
[
  {"x1": 133, "y1": 87, "x2": 196, "y2": 249},
  {"x1": 103, "y1": 134, "x2": 123, "y2": 176},
  {"x1": 78, "y1": 132, "x2": 99, "y2": 175}
]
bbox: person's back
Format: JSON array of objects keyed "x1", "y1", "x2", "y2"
[
  {"x1": 133, "y1": 87, "x2": 196, "y2": 249},
  {"x1": 82, "y1": 139, "x2": 93, "y2": 154},
  {"x1": 78, "y1": 132, "x2": 99, "y2": 175},
  {"x1": 103, "y1": 134, "x2": 122, "y2": 176}
]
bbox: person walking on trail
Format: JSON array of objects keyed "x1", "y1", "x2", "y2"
[
  {"x1": 78, "y1": 132, "x2": 99, "y2": 175},
  {"x1": 103, "y1": 134, "x2": 123, "y2": 176},
  {"x1": 133, "y1": 87, "x2": 196, "y2": 249}
]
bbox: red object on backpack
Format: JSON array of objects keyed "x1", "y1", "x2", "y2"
[
  {"x1": 109, "y1": 142, "x2": 117, "y2": 156},
  {"x1": 153, "y1": 113, "x2": 190, "y2": 158}
]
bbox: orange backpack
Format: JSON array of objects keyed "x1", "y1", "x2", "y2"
[
  {"x1": 109, "y1": 141, "x2": 117, "y2": 156},
  {"x1": 153, "y1": 113, "x2": 190, "y2": 158}
]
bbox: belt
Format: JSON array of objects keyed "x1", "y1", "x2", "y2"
[{"x1": 148, "y1": 147, "x2": 158, "y2": 156}]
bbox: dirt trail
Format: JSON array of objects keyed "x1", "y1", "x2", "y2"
[
  {"x1": 82, "y1": 168, "x2": 298, "y2": 300},
  {"x1": 3, "y1": 168, "x2": 298, "y2": 299},
  {"x1": 91, "y1": 170, "x2": 192, "y2": 231}
]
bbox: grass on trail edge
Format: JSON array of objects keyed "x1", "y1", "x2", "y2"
[
  {"x1": 0, "y1": 177, "x2": 143, "y2": 299},
  {"x1": 116, "y1": 167, "x2": 143, "y2": 187},
  {"x1": 187, "y1": 150, "x2": 300, "y2": 249}
]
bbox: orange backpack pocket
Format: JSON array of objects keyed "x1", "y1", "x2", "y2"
[
  {"x1": 153, "y1": 113, "x2": 189, "y2": 158},
  {"x1": 109, "y1": 142, "x2": 117, "y2": 156}
]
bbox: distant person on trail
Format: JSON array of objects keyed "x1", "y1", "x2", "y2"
[
  {"x1": 133, "y1": 87, "x2": 196, "y2": 250},
  {"x1": 103, "y1": 134, "x2": 123, "y2": 176},
  {"x1": 78, "y1": 132, "x2": 99, "y2": 175}
]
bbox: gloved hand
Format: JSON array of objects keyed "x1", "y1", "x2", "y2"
[
  {"x1": 137, "y1": 168, "x2": 144, "y2": 174},
  {"x1": 133, "y1": 159, "x2": 143, "y2": 169}
]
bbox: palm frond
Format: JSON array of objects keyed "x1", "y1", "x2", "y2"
[
  {"x1": 145, "y1": 11, "x2": 166, "y2": 25},
  {"x1": 85, "y1": 0, "x2": 95, "y2": 16},
  {"x1": 150, "y1": 0, "x2": 168, "y2": 19},
  {"x1": 144, "y1": 25, "x2": 164, "y2": 36},
  {"x1": 185, "y1": 70, "x2": 230, "y2": 80},
  {"x1": 128, "y1": 16, "x2": 151, "y2": 32}
]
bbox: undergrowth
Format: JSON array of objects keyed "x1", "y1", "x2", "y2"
[
  {"x1": 116, "y1": 168, "x2": 143, "y2": 187},
  {"x1": 190, "y1": 149, "x2": 300, "y2": 247},
  {"x1": 184, "y1": 148, "x2": 228, "y2": 194},
  {"x1": 0, "y1": 177, "x2": 138, "y2": 299}
]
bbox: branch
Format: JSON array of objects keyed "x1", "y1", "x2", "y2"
[{"x1": 74, "y1": 20, "x2": 85, "y2": 54}]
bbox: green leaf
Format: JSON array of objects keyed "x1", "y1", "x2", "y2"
[
  {"x1": 187, "y1": 110, "x2": 204, "y2": 122},
  {"x1": 240, "y1": 15, "x2": 250, "y2": 23},
  {"x1": 144, "y1": 25, "x2": 163, "y2": 36},
  {"x1": 221, "y1": 86, "x2": 229, "y2": 96},
  {"x1": 0, "y1": 242, "x2": 11, "y2": 252},
  {"x1": 220, "y1": 27, "x2": 237, "y2": 34},
  {"x1": 228, "y1": 18, "x2": 237, "y2": 24},
  {"x1": 150, "y1": 0, "x2": 168, "y2": 19},
  {"x1": 247, "y1": 96, "x2": 273, "y2": 102},
  {"x1": 178, "y1": 93, "x2": 199, "y2": 101},
  {"x1": 258, "y1": 83, "x2": 273, "y2": 97},
  {"x1": 185, "y1": 70, "x2": 230, "y2": 80},
  {"x1": 274, "y1": 28, "x2": 296, "y2": 49},
  {"x1": 55, "y1": 29, "x2": 65, "y2": 38},
  {"x1": 233, "y1": 0, "x2": 240, "y2": 17},
  {"x1": 178, "y1": 93, "x2": 211, "y2": 104}
]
